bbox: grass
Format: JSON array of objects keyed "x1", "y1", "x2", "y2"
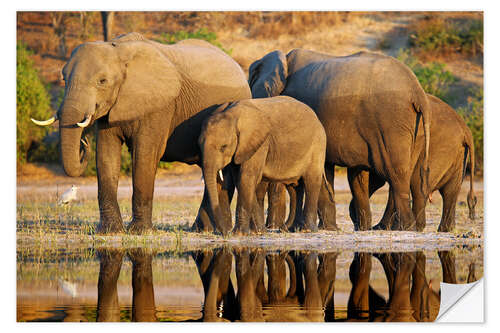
[{"x1": 409, "y1": 16, "x2": 483, "y2": 60}]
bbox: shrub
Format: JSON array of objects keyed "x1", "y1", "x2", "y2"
[
  {"x1": 155, "y1": 28, "x2": 232, "y2": 55},
  {"x1": 16, "y1": 43, "x2": 53, "y2": 165},
  {"x1": 457, "y1": 88, "x2": 483, "y2": 173},
  {"x1": 397, "y1": 49, "x2": 457, "y2": 103},
  {"x1": 409, "y1": 17, "x2": 483, "y2": 58}
]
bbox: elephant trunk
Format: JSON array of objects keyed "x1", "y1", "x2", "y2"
[
  {"x1": 59, "y1": 96, "x2": 94, "y2": 177},
  {"x1": 203, "y1": 162, "x2": 223, "y2": 232}
]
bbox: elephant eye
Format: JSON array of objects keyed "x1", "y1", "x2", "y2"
[
  {"x1": 220, "y1": 144, "x2": 228, "y2": 152},
  {"x1": 99, "y1": 78, "x2": 107, "y2": 85}
]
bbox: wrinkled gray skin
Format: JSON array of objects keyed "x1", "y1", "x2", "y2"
[
  {"x1": 199, "y1": 96, "x2": 327, "y2": 234},
  {"x1": 43, "y1": 32, "x2": 250, "y2": 234},
  {"x1": 249, "y1": 49, "x2": 431, "y2": 231},
  {"x1": 349, "y1": 94, "x2": 477, "y2": 232}
]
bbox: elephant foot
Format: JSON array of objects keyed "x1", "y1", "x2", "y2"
[
  {"x1": 300, "y1": 223, "x2": 318, "y2": 233},
  {"x1": 437, "y1": 225, "x2": 453, "y2": 233},
  {"x1": 232, "y1": 226, "x2": 250, "y2": 236},
  {"x1": 319, "y1": 224, "x2": 339, "y2": 232},
  {"x1": 371, "y1": 223, "x2": 389, "y2": 231},
  {"x1": 96, "y1": 222, "x2": 125, "y2": 235},
  {"x1": 127, "y1": 220, "x2": 154, "y2": 235},
  {"x1": 190, "y1": 219, "x2": 214, "y2": 233}
]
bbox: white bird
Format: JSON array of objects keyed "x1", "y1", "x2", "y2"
[
  {"x1": 58, "y1": 278, "x2": 78, "y2": 298},
  {"x1": 58, "y1": 185, "x2": 79, "y2": 205}
]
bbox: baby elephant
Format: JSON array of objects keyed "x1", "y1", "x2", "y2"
[{"x1": 199, "y1": 96, "x2": 327, "y2": 235}]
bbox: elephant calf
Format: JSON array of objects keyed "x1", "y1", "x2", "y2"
[{"x1": 199, "y1": 96, "x2": 327, "y2": 234}]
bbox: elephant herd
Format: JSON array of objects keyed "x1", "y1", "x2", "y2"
[
  {"x1": 94, "y1": 247, "x2": 476, "y2": 322},
  {"x1": 31, "y1": 32, "x2": 477, "y2": 235}
]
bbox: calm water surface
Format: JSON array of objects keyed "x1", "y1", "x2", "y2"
[{"x1": 17, "y1": 246, "x2": 482, "y2": 322}]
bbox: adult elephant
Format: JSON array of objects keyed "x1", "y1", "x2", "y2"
[
  {"x1": 249, "y1": 49, "x2": 431, "y2": 231},
  {"x1": 349, "y1": 94, "x2": 477, "y2": 232},
  {"x1": 32, "y1": 32, "x2": 250, "y2": 234}
]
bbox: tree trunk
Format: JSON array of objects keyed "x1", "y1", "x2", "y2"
[{"x1": 101, "y1": 11, "x2": 115, "y2": 41}]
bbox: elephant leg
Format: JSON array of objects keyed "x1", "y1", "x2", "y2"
[
  {"x1": 290, "y1": 181, "x2": 305, "y2": 231},
  {"x1": 253, "y1": 180, "x2": 269, "y2": 232},
  {"x1": 96, "y1": 249, "x2": 124, "y2": 322},
  {"x1": 192, "y1": 188, "x2": 215, "y2": 233},
  {"x1": 389, "y1": 179, "x2": 415, "y2": 231},
  {"x1": 283, "y1": 185, "x2": 297, "y2": 231},
  {"x1": 266, "y1": 183, "x2": 287, "y2": 229},
  {"x1": 410, "y1": 176, "x2": 427, "y2": 232},
  {"x1": 438, "y1": 251, "x2": 457, "y2": 284},
  {"x1": 128, "y1": 140, "x2": 161, "y2": 234},
  {"x1": 301, "y1": 171, "x2": 321, "y2": 232},
  {"x1": 318, "y1": 164, "x2": 338, "y2": 231},
  {"x1": 379, "y1": 137, "x2": 416, "y2": 231},
  {"x1": 96, "y1": 127, "x2": 124, "y2": 234},
  {"x1": 234, "y1": 172, "x2": 264, "y2": 235},
  {"x1": 347, "y1": 167, "x2": 372, "y2": 231},
  {"x1": 129, "y1": 249, "x2": 156, "y2": 322},
  {"x1": 438, "y1": 179, "x2": 461, "y2": 232}
]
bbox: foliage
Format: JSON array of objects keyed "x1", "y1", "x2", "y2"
[
  {"x1": 17, "y1": 43, "x2": 53, "y2": 165},
  {"x1": 397, "y1": 49, "x2": 457, "y2": 103},
  {"x1": 410, "y1": 17, "x2": 483, "y2": 58},
  {"x1": 155, "y1": 28, "x2": 232, "y2": 55},
  {"x1": 457, "y1": 88, "x2": 483, "y2": 173}
]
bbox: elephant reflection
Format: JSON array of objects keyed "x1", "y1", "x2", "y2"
[
  {"x1": 193, "y1": 248, "x2": 338, "y2": 322},
  {"x1": 191, "y1": 248, "x2": 238, "y2": 322},
  {"x1": 96, "y1": 248, "x2": 157, "y2": 322},
  {"x1": 347, "y1": 251, "x2": 456, "y2": 322},
  {"x1": 234, "y1": 249, "x2": 338, "y2": 322}
]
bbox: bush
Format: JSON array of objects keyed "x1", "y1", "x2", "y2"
[
  {"x1": 17, "y1": 43, "x2": 53, "y2": 165},
  {"x1": 155, "y1": 28, "x2": 232, "y2": 55},
  {"x1": 397, "y1": 49, "x2": 457, "y2": 103},
  {"x1": 457, "y1": 88, "x2": 483, "y2": 173},
  {"x1": 410, "y1": 17, "x2": 483, "y2": 58}
]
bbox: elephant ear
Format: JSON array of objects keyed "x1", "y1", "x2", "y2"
[
  {"x1": 108, "y1": 41, "x2": 181, "y2": 124},
  {"x1": 234, "y1": 106, "x2": 271, "y2": 165},
  {"x1": 248, "y1": 50, "x2": 288, "y2": 98}
]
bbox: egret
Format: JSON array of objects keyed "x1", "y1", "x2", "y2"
[{"x1": 58, "y1": 185, "x2": 79, "y2": 205}]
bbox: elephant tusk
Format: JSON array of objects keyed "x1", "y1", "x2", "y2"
[
  {"x1": 77, "y1": 115, "x2": 92, "y2": 128},
  {"x1": 218, "y1": 170, "x2": 224, "y2": 182},
  {"x1": 31, "y1": 115, "x2": 57, "y2": 126},
  {"x1": 80, "y1": 137, "x2": 89, "y2": 147}
]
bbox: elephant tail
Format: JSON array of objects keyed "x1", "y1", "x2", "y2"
[
  {"x1": 414, "y1": 101, "x2": 431, "y2": 199},
  {"x1": 464, "y1": 129, "x2": 477, "y2": 219},
  {"x1": 323, "y1": 171, "x2": 335, "y2": 203}
]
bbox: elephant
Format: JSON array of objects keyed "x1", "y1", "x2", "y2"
[
  {"x1": 349, "y1": 94, "x2": 477, "y2": 232},
  {"x1": 199, "y1": 96, "x2": 328, "y2": 234},
  {"x1": 248, "y1": 49, "x2": 431, "y2": 231},
  {"x1": 31, "y1": 32, "x2": 251, "y2": 234}
]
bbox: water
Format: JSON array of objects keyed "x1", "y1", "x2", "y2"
[{"x1": 17, "y1": 246, "x2": 482, "y2": 322}]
